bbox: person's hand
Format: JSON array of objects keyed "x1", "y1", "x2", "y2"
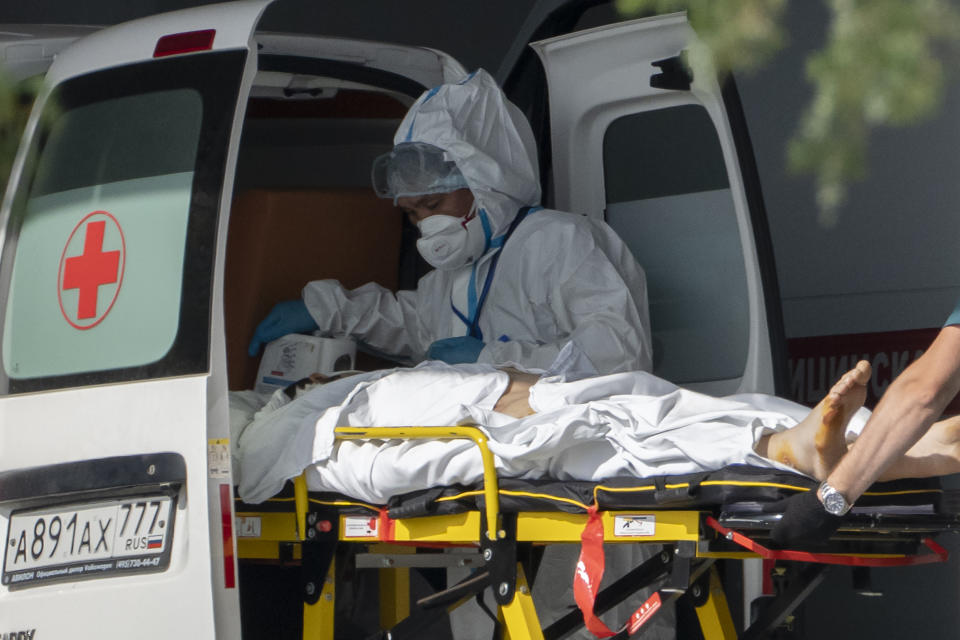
[
  {"x1": 247, "y1": 299, "x2": 318, "y2": 357},
  {"x1": 764, "y1": 490, "x2": 842, "y2": 548},
  {"x1": 427, "y1": 336, "x2": 485, "y2": 364}
]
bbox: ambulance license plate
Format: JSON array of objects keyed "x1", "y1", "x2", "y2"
[{"x1": 3, "y1": 495, "x2": 174, "y2": 588}]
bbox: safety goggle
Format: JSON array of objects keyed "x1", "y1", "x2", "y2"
[{"x1": 371, "y1": 142, "x2": 469, "y2": 203}]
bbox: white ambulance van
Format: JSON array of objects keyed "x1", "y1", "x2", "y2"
[
  {"x1": 0, "y1": 1, "x2": 783, "y2": 636},
  {"x1": 0, "y1": 25, "x2": 101, "y2": 81}
]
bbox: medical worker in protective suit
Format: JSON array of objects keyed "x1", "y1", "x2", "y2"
[{"x1": 248, "y1": 68, "x2": 651, "y2": 377}]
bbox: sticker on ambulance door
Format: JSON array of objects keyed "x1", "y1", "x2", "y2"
[{"x1": 207, "y1": 439, "x2": 230, "y2": 479}]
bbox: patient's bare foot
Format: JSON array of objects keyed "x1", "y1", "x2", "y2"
[{"x1": 762, "y1": 360, "x2": 871, "y2": 479}]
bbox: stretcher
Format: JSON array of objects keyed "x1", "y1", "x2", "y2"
[{"x1": 234, "y1": 426, "x2": 960, "y2": 639}]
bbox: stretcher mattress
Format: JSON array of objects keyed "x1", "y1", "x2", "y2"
[{"x1": 237, "y1": 465, "x2": 960, "y2": 542}]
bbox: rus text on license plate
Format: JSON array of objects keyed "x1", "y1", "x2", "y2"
[{"x1": 3, "y1": 495, "x2": 174, "y2": 588}]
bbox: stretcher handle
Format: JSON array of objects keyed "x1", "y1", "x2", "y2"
[
  {"x1": 705, "y1": 516, "x2": 949, "y2": 567},
  {"x1": 294, "y1": 473, "x2": 309, "y2": 541},
  {"x1": 334, "y1": 426, "x2": 502, "y2": 541}
]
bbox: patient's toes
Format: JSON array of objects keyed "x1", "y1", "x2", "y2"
[
  {"x1": 765, "y1": 361, "x2": 872, "y2": 479},
  {"x1": 811, "y1": 363, "x2": 870, "y2": 477},
  {"x1": 814, "y1": 396, "x2": 846, "y2": 452},
  {"x1": 830, "y1": 360, "x2": 870, "y2": 417}
]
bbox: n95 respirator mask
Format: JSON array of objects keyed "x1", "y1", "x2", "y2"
[{"x1": 416, "y1": 206, "x2": 488, "y2": 270}]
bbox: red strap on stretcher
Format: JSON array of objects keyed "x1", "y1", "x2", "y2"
[
  {"x1": 377, "y1": 507, "x2": 395, "y2": 542},
  {"x1": 573, "y1": 506, "x2": 665, "y2": 639},
  {"x1": 705, "y1": 516, "x2": 949, "y2": 566},
  {"x1": 574, "y1": 506, "x2": 615, "y2": 638}
]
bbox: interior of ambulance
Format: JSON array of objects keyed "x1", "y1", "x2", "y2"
[
  {"x1": 2, "y1": 5, "x2": 960, "y2": 639},
  {"x1": 223, "y1": 39, "x2": 764, "y2": 394},
  {"x1": 224, "y1": 64, "x2": 416, "y2": 390},
  {"x1": 217, "y1": 27, "x2": 960, "y2": 640},
  {"x1": 218, "y1": 30, "x2": 771, "y2": 639}
]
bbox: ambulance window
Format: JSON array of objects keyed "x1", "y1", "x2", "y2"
[
  {"x1": 0, "y1": 51, "x2": 246, "y2": 394},
  {"x1": 603, "y1": 105, "x2": 749, "y2": 384}
]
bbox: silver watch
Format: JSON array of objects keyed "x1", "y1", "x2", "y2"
[{"x1": 817, "y1": 482, "x2": 851, "y2": 516}]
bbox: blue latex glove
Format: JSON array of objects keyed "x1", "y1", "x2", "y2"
[
  {"x1": 247, "y1": 299, "x2": 318, "y2": 357},
  {"x1": 427, "y1": 336, "x2": 485, "y2": 364}
]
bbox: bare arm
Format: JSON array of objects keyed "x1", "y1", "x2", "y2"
[
  {"x1": 826, "y1": 324, "x2": 960, "y2": 502},
  {"x1": 492, "y1": 368, "x2": 539, "y2": 418}
]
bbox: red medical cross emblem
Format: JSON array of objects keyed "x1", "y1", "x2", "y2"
[
  {"x1": 63, "y1": 220, "x2": 119, "y2": 318},
  {"x1": 58, "y1": 211, "x2": 126, "y2": 330}
]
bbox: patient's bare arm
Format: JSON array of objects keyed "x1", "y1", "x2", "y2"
[
  {"x1": 493, "y1": 368, "x2": 539, "y2": 418},
  {"x1": 293, "y1": 368, "x2": 539, "y2": 419}
]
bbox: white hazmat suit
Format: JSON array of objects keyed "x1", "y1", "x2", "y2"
[{"x1": 303, "y1": 70, "x2": 652, "y2": 374}]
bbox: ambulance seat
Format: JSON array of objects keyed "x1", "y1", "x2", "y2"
[{"x1": 224, "y1": 188, "x2": 402, "y2": 390}]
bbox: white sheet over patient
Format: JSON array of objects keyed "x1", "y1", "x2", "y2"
[{"x1": 236, "y1": 361, "x2": 869, "y2": 504}]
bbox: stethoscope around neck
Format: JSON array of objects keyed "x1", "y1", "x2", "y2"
[{"x1": 451, "y1": 205, "x2": 541, "y2": 341}]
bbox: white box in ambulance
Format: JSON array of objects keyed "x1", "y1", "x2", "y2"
[{"x1": 254, "y1": 334, "x2": 356, "y2": 394}]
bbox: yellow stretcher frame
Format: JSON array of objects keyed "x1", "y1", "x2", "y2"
[{"x1": 234, "y1": 425, "x2": 935, "y2": 640}]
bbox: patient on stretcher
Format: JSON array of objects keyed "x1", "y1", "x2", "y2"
[{"x1": 233, "y1": 357, "x2": 960, "y2": 505}]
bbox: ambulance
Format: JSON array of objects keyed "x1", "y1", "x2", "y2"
[{"x1": 0, "y1": 1, "x2": 784, "y2": 636}]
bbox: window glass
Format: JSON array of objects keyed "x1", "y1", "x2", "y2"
[
  {"x1": 5, "y1": 89, "x2": 199, "y2": 378},
  {"x1": 604, "y1": 105, "x2": 749, "y2": 383},
  {"x1": 0, "y1": 52, "x2": 245, "y2": 393}
]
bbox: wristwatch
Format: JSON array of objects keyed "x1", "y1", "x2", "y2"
[{"x1": 817, "y1": 481, "x2": 851, "y2": 516}]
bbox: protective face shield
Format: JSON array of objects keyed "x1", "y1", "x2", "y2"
[
  {"x1": 415, "y1": 203, "x2": 488, "y2": 270},
  {"x1": 372, "y1": 142, "x2": 470, "y2": 204}
]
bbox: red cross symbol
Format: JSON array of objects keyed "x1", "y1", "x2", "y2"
[
  {"x1": 58, "y1": 211, "x2": 126, "y2": 330},
  {"x1": 63, "y1": 220, "x2": 120, "y2": 319}
]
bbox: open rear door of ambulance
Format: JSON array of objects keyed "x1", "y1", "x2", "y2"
[
  {"x1": 0, "y1": 1, "x2": 271, "y2": 637},
  {"x1": 529, "y1": 13, "x2": 787, "y2": 396}
]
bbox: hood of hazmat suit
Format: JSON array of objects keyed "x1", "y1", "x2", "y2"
[{"x1": 392, "y1": 69, "x2": 541, "y2": 244}]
